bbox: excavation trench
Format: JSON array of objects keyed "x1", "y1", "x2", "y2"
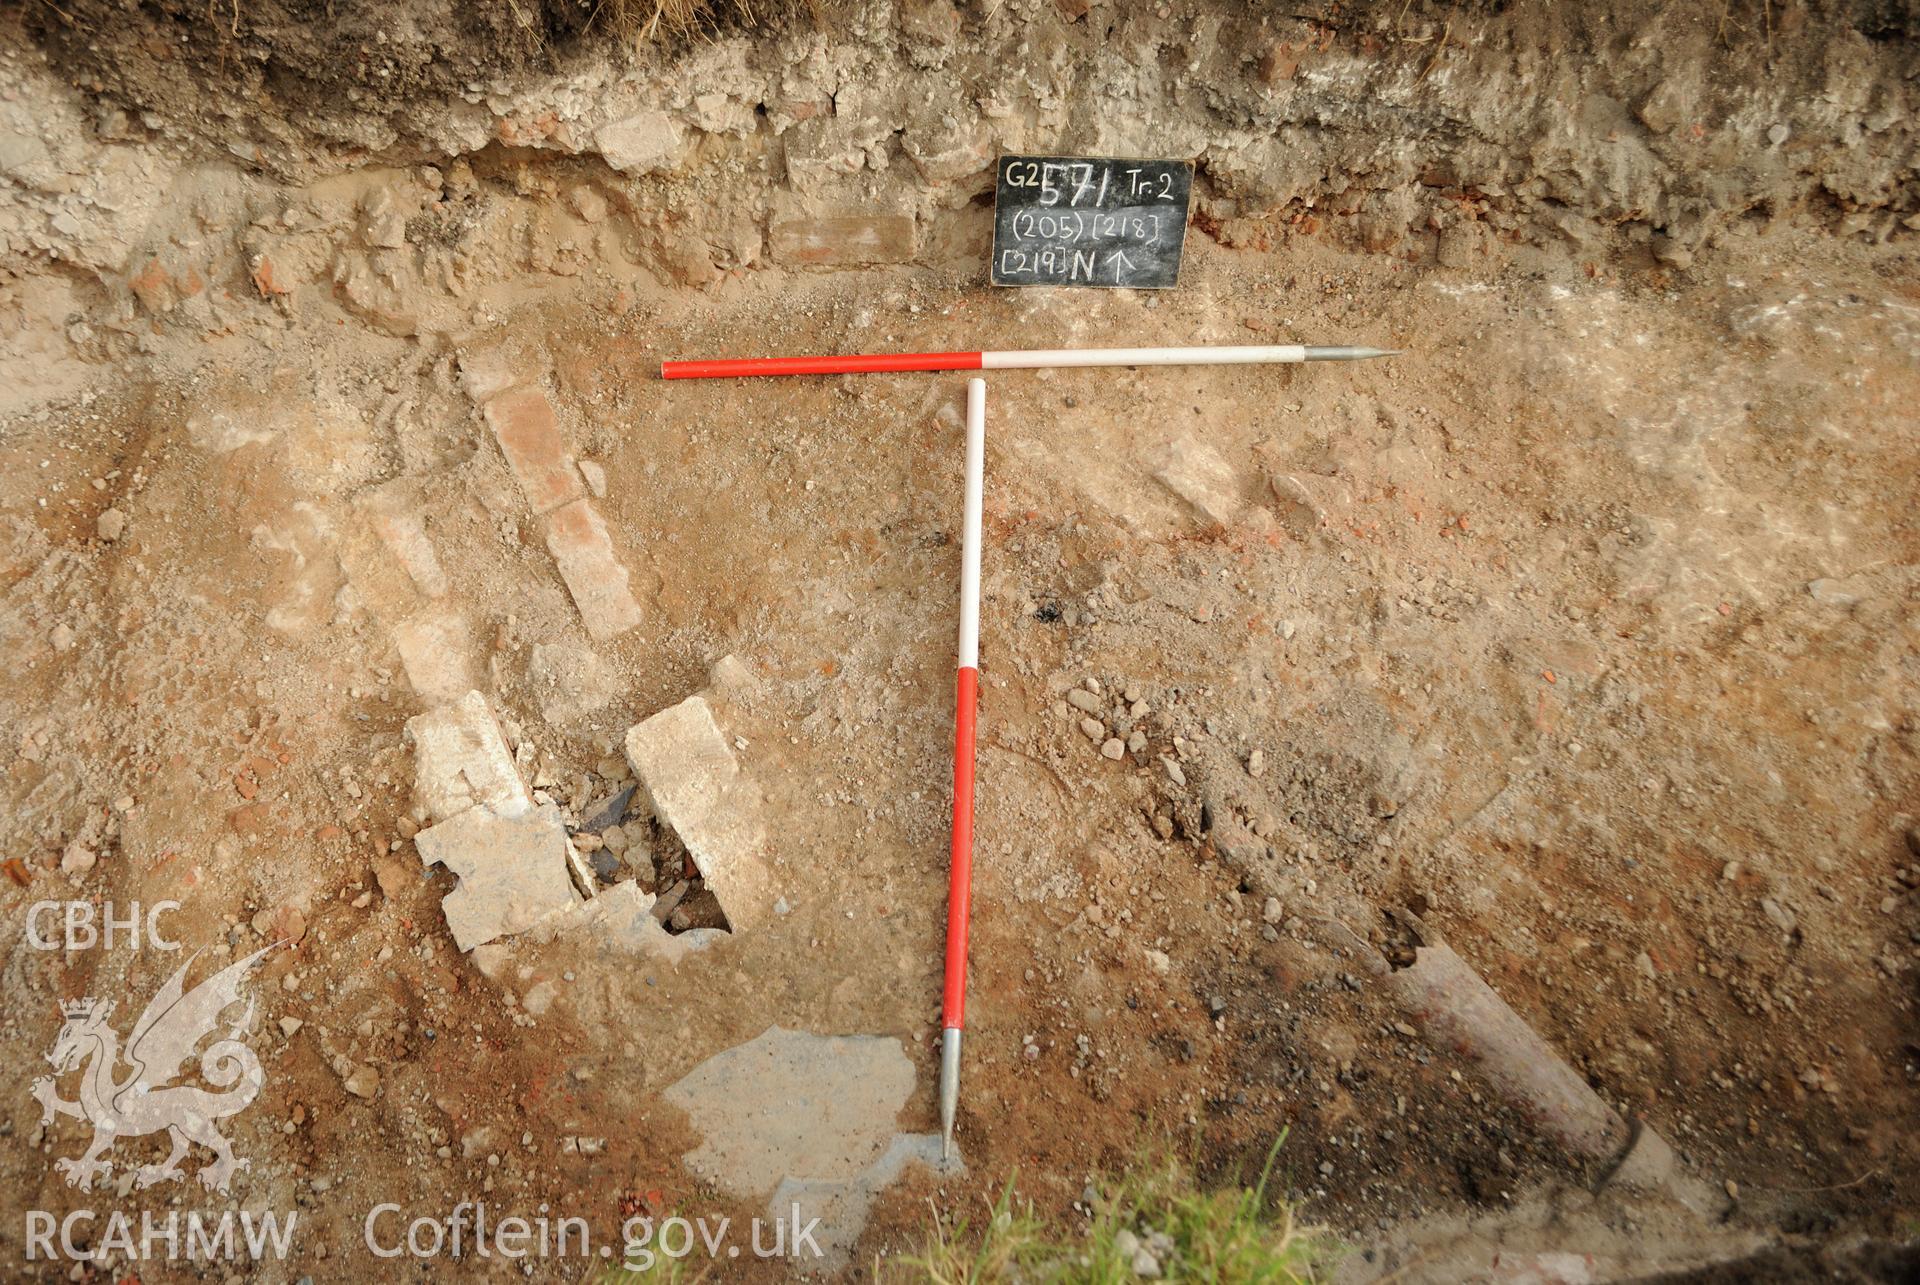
[{"x1": 2, "y1": 2, "x2": 1917, "y2": 1279}]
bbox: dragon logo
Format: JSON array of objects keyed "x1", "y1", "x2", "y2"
[{"x1": 31, "y1": 945, "x2": 275, "y2": 1194}]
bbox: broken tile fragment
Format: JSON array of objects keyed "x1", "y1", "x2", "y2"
[
  {"x1": 624, "y1": 694, "x2": 770, "y2": 929},
  {"x1": 414, "y1": 801, "x2": 582, "y2": 951},
  {"x1": 404, "y1": 690, "x2": 530, "y2": 824},
  {"x1": 544, "y1": 499, "x2": 643, "y2": 641}
]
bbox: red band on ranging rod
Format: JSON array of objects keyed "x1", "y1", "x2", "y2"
[
  {"x1": 942, "y1": 663, "x2": 978, "y2": 1029},
  {"x1": 661, "y1": 351, "x2": 983, "y2": 379}
]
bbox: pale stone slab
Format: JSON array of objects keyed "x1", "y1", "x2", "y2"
[
  {"x1": 624, "y1": 694, "x2": 769, "y2": 928},
  {"x1": 404, "y1": 689, "x2": 530, "y2": 824},
  {"x1": 415, "y1": 801, "x2": 581, "y2": 951}
]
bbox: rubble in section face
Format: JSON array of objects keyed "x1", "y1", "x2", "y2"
[
  {"x1": 595, "y1": 110, "x2": 684, "y2": 175},
  {"x1": 415, "y1": 801, "x2": 583, "y2": 951},
  {"x1": 625, "y1": 694, "x2": 771, "y2": 931},
  {"x1": 403, "y1": 690, "x2": 529, "y2": 824}
]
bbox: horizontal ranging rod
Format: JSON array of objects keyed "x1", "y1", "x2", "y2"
[{"x1": 659, "y1": 345, "x2": 1401, "y2": 379}]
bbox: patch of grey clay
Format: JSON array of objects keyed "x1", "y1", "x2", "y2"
[
  {"x1": 665, "y1": 1026, "x2": 960, "y2": 1272},
  {"x1": 770, "y1": 1133, "x2": 950, "y2": 1271}
]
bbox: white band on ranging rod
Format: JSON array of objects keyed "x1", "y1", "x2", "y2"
[
  {"x1": 980, "y1": 344, "x2": 1310, "y2": 368},
  {"x1": 958, "y1": 379, "x2": 986, "y2": 669}
]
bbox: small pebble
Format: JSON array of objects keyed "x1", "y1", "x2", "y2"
[
  {"x1": 1100, "y1": 737, "x2": 1124, "y2": 760},
  {"x1": 1078, "y1": 717, "x2": 1105, "y2": 742},
  {"x1": 1760, "y1": 898, "x2": 1796, "y2": 935}
]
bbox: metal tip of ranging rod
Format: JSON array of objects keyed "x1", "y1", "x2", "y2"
[
  {"x1": 939, "y1": 1029, "x2": 961, "y2": 1161},
  {"x1": 1302, "y1": 346, "x2": 1404, "y2": 361}
]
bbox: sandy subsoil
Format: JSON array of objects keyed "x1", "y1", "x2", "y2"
[{"x1": 2, "y1": 185, "x2": 1916, "y2": 1280}]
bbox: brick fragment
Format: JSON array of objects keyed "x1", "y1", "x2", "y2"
[
  {"x1": 485, "y1": 388, "x2": 584, "y2": 516},
  {"x1": 543, "y1": 500, "x2": 643, "y2": 640},
  {"x1": 129, "y1": 258, "x2": 176, "y2": 312}
]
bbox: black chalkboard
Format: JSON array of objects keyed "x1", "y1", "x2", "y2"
[{"x1": 990, "y1": 155, "x2": 1193, "y2": 289}]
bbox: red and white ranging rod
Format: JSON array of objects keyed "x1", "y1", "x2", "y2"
[
  {"x1": 940, "y1": 377, "x2": 986, "y2": 1163},
  {"x1": 660, "y1": 344, "x2": 1399, "y2": 380}
]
